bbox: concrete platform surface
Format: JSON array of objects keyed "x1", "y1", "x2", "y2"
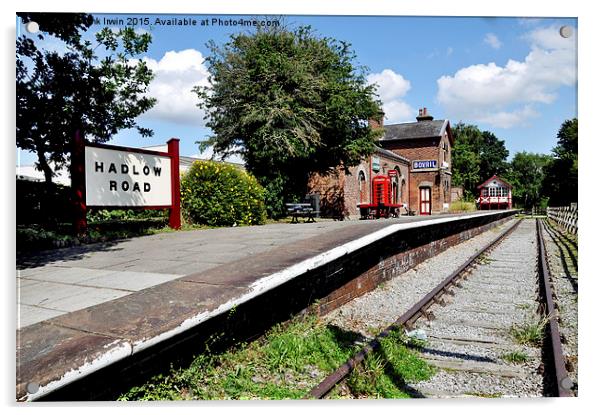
[
  {"x1": 16, "y1": 211, "x2": 510, "y2": 400},
  {"x1": 17, "y1": 216, "x2": 436, "y2": 328}
]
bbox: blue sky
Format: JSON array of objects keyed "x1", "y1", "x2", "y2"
[{"x1": 17, "y1": 13, "x2": 577, "y2": 166}]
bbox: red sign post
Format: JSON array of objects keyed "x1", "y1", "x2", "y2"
[
  {"x1": 167, "y1": 138, "x2": 181, "y2": 229},
  {"x1": 72, "y1": 130, "x2": 87, "y2": 236}
]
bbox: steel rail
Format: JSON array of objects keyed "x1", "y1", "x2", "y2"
[
  {"x1": 307, "y1": 218, "x2": 522, "y2": 399},
  {"x1": 536, "y1": 219, "x2": 574, "y2": 397}
]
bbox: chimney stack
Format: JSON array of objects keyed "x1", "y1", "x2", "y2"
[
  {"x1": 416, "y1": 107, "x2": 434, "y2": 122},
  {"x1": 369, "y1": 110, "x2": 385, "y2": 129}
]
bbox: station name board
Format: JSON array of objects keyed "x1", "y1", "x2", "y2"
[
  {"x1": 412, "y1": 160, "x2": 438, "y2": 170},
  {"x1": 84, "y1": 146, "x2": 172, "y2": 207}
]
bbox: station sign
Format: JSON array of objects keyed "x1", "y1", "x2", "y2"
[
  {"x1": 85, "y1": 146, "x2": 172, "y2": 207},
  {"x1": 372, "y1": 156, "x2": 381, "y2": 172},
  {"x1": 71, "y1": 132, "x2": 181, "y2": 233},
  {"x1": 387, "y1": 169, "x2": 397, "y2": 177},
  {"x1": 412, "y1": 160, "x2": 438, "y2": 170}
]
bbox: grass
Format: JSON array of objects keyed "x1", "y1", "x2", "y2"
[
  {"x1": 478, "y1": 255, "x2": 493, "y2": 265},
  {"x1": 343, "y1": 329, "x2": 435, "y2": 399},
  {"x1": 510, "y1": 316, "x2": 548, "y2": 346},
  {"x1": 450, "y1": 200, "x2": 477, "y2": 213},
  {"x1": 118, "y1": 315, "x2": 435, "y2": 401},
  {"x1": 500, "y1": 351, "x2": 530, "y2": 364}
]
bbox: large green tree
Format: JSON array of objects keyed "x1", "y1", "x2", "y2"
[
  {"x1": 17, "y1": 13, "x2": 156, "y2": 186},
  {"x1": 451, "y1": 123, "x2": 509, "y2": 198},
  {"x1": 194, "y1": 25, "x2": 383, "y2": 217},
  {"x1": 543, "y1": 118, "x2": 578, "y2": 206},
  {"x1": 507, "y1": 152, "x2": 553, "y2": 209}
]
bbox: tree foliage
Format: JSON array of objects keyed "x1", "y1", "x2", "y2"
[
  {"x1": 543, "y1": 118, "x2": 578, "y2": 206},
  {"x1": 194, "y1": 25, "x2": 383, "y2": 217},
  {"x1": 507, "y1": 152, "x2": 552, "y2": 209},
  {"x1": 451, "y1": 118, "x2": 577, "y2": 209},
  {"x1": 16, "y1": 13, "x2": 156, "y2": 185},
  {"x1": 451, "y1": 123, "x2": 509, "y2": 198}
]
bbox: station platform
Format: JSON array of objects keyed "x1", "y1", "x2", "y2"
[{"x1": 16, "y1": 210, "x2": 515, "y2": 401}]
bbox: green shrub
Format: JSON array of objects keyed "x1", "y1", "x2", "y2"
[
  {"x1": 16, "y1": 179, "x2": 73, "y2": 225},
  {"x1": 87, "y1": 208, "x2": 167, "y2": 223},
  {"x1": 181, "y1": 161, "x2": 267, "y2": 227}
]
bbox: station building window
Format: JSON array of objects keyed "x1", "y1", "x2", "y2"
[
  {"x1": 358, "y1": 170, "x2": 368, "y2": 203},
  {"x1": 401, "y1": 178, "x2": 406, "y2": 204},
  {"x1": 394, "y1": 167, "x2": 402, "y2": 203}
]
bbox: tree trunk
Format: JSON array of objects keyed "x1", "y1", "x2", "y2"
[
  {"x1": 35, "y1": 144, "x2": 54, "y2": 187},
  {"x1": 36, "y1": 149, "x2": 55, "y2": 225}
]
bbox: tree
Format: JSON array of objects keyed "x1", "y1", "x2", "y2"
[
  {"x1": 17, "y1": 13, "x2": 156, "y2": 186},
  {"x1": 194, "y1": 25, "x2": 383, "y2": 217},
  {"x1": 479, "y1": 131, "x2": 509, "y2": 181},
  {"x1": 451, "y1": 123, "x2": 509, "y2": 198},
  {"x1": 451, "y1": 139, "x2": 481, "y2": 198},
  {"x1": 507, "y1": 152, "x2": 552, "y2": 209},
  {"x1": 543, "y1": 118, "x2": 578, "y2": 206}
]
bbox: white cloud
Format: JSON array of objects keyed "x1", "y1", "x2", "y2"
[
  {"x1": 484, "y1": 33, "x2": 502, "y2": 49},
  {"x1": 366, "y1": 69, "x2": 415, "y2": 123},
  {"x1": 436, "y1": 24, "x2": 576, "y2": 128},
  {"x1": 446, "y1": 47, "x2": 454, "y2": 56},
  {"x1": 523, "y1": 25, "x2": 576, "y2": 51},
  {"x1": 478, "y1": 105, "x2": 539, "y2": 129},
  {"x1": 367, "y1": 69, "x2": 410, "y2": 102},
  {"x1": 139, "y1": 49, "x2": 210, "y2": 125}
]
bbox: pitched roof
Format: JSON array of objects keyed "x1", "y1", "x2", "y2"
[
  {"x1": 374, "y1": 146, "x2": 410, "y2": 164},
  {"x1": 477, "y1": 175, "x2": 513, "y2": 189},
  {"x1": 380, "y1": 119, "x2": 449, "y2": 141}
]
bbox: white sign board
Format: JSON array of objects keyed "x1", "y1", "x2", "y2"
[{"x1": 85, "y1": 146, "x2": 172, "y2": 206}]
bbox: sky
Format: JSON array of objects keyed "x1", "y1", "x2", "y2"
[{"x1": 16, "y1": 13, "x2": 577, "y2": 167}]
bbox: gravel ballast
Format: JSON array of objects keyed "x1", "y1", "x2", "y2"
[{"x1": 324, "y1": 218, "x2": 547, "y2": 398}]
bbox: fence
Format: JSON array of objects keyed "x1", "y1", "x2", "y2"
[
  {"x1": 547, "y1": 204, "x2": 578, "y2": 235},
  {"x1": 521, "y1": 207, "x2": 547, "y2": 216}
]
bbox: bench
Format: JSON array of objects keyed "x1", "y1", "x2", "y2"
[
  {"x1": 286, "y1": 203, "x2": 317, "y2": 223},
  {"x1": 286, "y1": 194, "x2": 320, "y2": 223}
]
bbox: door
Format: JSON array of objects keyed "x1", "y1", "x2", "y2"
[{"x1": 419, "y1": 187, "x2": 431, "y2": 215}]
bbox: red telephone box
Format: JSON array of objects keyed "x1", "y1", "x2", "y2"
[
  {"x1": 358, "y1": 175, "x2": 402, "y2": 219},
  {"x1": 372, "y1": 175, "x2": 390, "y2": 205}
]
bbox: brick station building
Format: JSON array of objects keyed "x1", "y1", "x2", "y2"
[{"x1": 309, "y1": 107, "x2": 453, "y2": 218}]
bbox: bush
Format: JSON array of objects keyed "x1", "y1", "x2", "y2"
[
  {"x1": 181, "y1": 161, "x2": 267, "y2": 227},
  {"x1": 450, "y1": 200, "x2": 476, "y2": 213},
  {"x1": 16, "y1": 179, "x2": 73, "y2": 225},
  {"x1": 17, "y1": 226, "x2": 78, "y2": 252},
  {"x1": 87, "y1": 208, "x2": 168, "y2": 223}
]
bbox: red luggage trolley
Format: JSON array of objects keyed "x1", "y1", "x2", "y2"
[{"x1": 358, "y1": 175, "x2": 403, "y2": 219}]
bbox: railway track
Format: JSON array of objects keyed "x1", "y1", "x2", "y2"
[{"x1": 309, "y1": 218, "x2": 575, "y2": 398}]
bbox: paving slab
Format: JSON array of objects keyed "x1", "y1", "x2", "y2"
[
  {"x1": 18, "y1": 266, "x2": 118, "y2": 284},
  {"x1": 17, "y1": 304, "x2": 67, "y2": 328},
  {"x1": 16, "y1": 323, "x2": 131, "y2": 401},
  {"x1": 78, "y1": 271, "x2": 181, "y2": 291},
  {"x1": 51, "y1": 280, "x2": 249, "y2": 348}
]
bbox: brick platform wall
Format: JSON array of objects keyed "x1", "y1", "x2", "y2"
[{"x1": 316, "y1": 214, "x2": 512, "y2": 315}]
